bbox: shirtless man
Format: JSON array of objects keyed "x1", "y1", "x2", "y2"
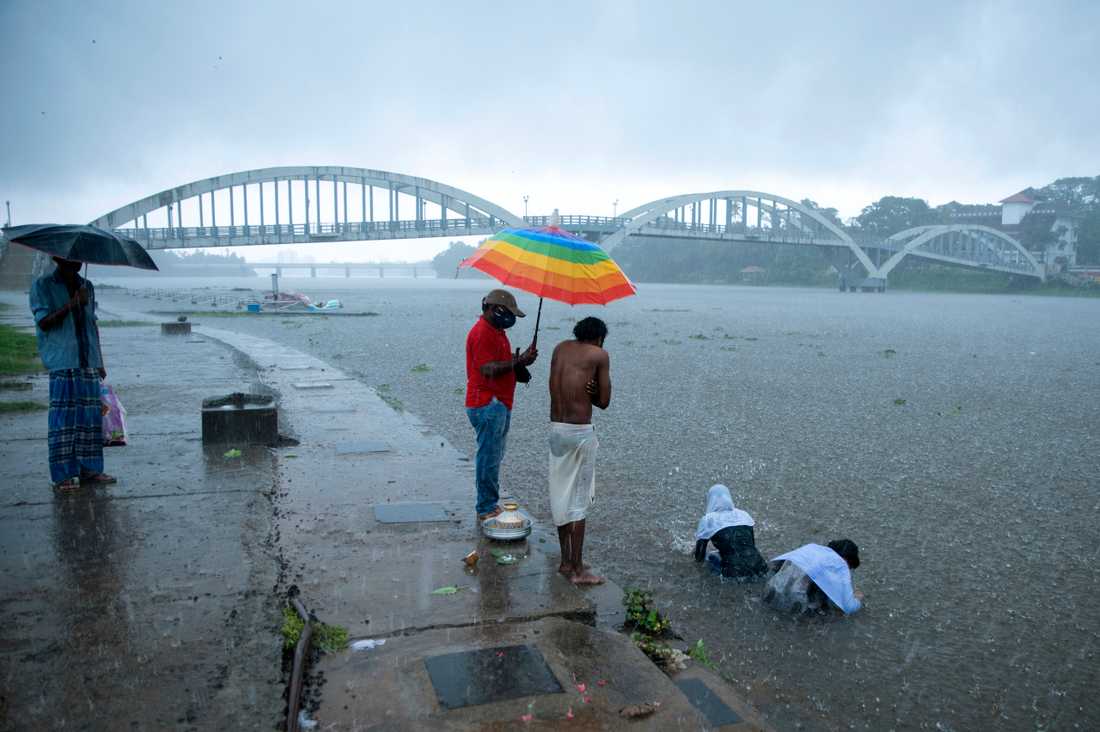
[{"x1": 548, "y1": 317, "x2": 611, "y2": 585}]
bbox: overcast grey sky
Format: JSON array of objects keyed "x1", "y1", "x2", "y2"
[{"x1": 2, "y1": 0, "x2": 1098, "y2": 261}]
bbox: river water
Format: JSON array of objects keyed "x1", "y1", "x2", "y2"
[{"x1": 99, "y1": 275, "x2": 1100, "y2": 730}]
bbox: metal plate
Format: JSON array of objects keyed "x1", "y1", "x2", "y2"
[
  {"x1": 373, "y1": 503, "x2": 449, "y2": 524},
  {"x1": 674, "y1": 677, "x2": 742, "y2": 726},
  {"x1": 292, "y1": 382, "x2": 334, "y2": 389},
  {"x1": 336, "y1": 440, "x2": 390, "y2": 455},
  {"x1": 424, "y1": 645, "x2": 563, "y2": 710}
]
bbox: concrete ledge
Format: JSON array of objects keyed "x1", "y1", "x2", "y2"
[{"x1": 317, "y1": 617, "x2": 718, "y2": 729}]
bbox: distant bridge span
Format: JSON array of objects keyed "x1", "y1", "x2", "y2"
[{"x1": 90, "y1": 166, "x2": 1045, "y2": 284}]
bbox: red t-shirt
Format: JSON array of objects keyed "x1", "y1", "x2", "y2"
[{"x1": 465, "y1": 316, "x2": 516, "y2": 410}]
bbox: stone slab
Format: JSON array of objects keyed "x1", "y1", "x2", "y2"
[
  {"x1": 291, "y1": 381, "x2": 334, "y2": 390},
  {"x1": 373, "y1": 502, "x2": 449, "y2": 523},
  {"x1": 335, "y1": 440, "x2": 390, "y2": 455},
  {"x1": 676, "y1": 676, "x2": 743, "y2": 726},
  {"x1": 316, "y1": 617, "x2": 709, "y2": 729},
  {"x1": 425, "y1": 644, "x2": 563, "y2": 710},
  {"x1": 671, "y1": 665, "x2": 769, "y2": 730}
]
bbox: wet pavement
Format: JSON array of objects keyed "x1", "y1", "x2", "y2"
[
  {"x1": 1, "y1": 292, "x2": 768, "y2": 730},
  {"x1": 0, "y1": 295, "x2": 284, "y2": 730}
]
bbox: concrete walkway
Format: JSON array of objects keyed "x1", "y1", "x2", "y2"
[
  {"x1": 0, "y1": 295, "x2": 283, "y2": 730},
  {"x1": 1, "y1": 293, "x2": 767, "y2": 730}
]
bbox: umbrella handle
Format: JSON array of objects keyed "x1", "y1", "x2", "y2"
[{"x1": 530, "y1": 297, "x2": 543, "y2": 350}]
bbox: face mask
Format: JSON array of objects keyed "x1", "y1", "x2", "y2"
[{"x1": 488, "y1": 305, "x2": 516, "y2": 330}]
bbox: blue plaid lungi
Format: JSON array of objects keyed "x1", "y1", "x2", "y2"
[{"x1": 48, "y1": 368, "x2": 103, "y2": 483}]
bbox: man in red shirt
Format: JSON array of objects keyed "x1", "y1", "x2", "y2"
[{"x1": 466, "y1": 289, "x2": 538, "y2": 521}]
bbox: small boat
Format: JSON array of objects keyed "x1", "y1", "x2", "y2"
[{"x1": 261, "y1": 291, "x2": 343, "y2": 312}]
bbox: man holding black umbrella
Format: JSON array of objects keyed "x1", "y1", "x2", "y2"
[
  {"x1": 29, "y1": 257, "x2": 115, "y2": 490},
  {"x1": 465, "y1": 288, "x2": 537, "y2": 522}
]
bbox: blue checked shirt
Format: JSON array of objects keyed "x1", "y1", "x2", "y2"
[{"x1": 29, "y1": 270, "x2": 103, "y2": 372}]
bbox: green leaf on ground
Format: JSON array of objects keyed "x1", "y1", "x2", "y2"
[
  {"x1": 410, "y1": 363, "x2": 431, "y2": 373},
  {"x1": 223, "y1": 448, "x2": 242, "y2": 458},
  {"x1": 431, "y1": 585, "x2": 462, "y2": 595},
  {"x1": 893, "y1": 399, "x2": 907, "y2": 406}
]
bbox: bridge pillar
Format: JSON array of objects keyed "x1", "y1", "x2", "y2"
[
  {"x1": 378, "y1": 266, "x2": 384, "y2": 278},
  {"x1": 345, "y1": 266, "x2": 351, "y2": 278},
  {"x1": 413, "y1": 266, "x2": 418, "y2": 279},
  {"x1": 310, "y1": 266, "x2": 316, "y2": 278}
]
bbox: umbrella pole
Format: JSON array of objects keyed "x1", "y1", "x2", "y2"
[{"x1": 531, "y1": 297, "x2": 543, "y2": 349}]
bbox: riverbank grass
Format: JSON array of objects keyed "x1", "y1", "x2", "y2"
[
  {"x1": 0, "y1": 400, "x2": 47, "y2": 414},
  {"x1": 0, "y1": 324, "x2": 42, "y2": 376}
]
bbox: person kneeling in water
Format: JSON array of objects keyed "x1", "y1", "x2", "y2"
[
  {"x1": 763, "y1": 539, "x2": 864, "y2": 616},
  {"x1": 693, "y1": 484, "x2": 768, "y2": 581}
]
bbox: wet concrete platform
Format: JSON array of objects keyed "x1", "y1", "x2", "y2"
[
  {"x1": 318, "y1": 617, "x2": 761, "y2": 730},
  {"x1": 0, "y1": 295, "x2": 284, "y2": 730}
]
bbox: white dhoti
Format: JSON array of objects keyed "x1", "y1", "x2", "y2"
[{"x1": 548, "y1": 422, "x2": 598, "y2": 527}]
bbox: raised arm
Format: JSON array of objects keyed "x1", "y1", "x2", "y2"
[{"x1": 34, "y1": 284, "x2": 87, "y2": 332}]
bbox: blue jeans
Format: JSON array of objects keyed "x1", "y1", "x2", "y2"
[{"x1": 466, "y1": 397, "x2": 511, "y2": 516}]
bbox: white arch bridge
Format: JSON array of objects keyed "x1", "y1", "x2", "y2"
[{"x1": 89, "y1": 166, "x2": 1044, "y2": 286}]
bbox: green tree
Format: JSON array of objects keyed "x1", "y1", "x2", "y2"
[
  {"x1": 800, "y1": 199, "x2": 842, "y2": 227},
  {"x1": 1077, "y1": 210, "x2": 1100, "y2": 264},
  {"x1": 431, "y1": 241, "x2": 488, "y2": 279},
  {"x1": 854, "y1": 196, "x2": 942, "y2": 238}
]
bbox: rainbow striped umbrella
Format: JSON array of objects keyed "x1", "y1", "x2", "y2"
[{"x1": 460, "y1": 224, "x2": 636, "y2": 343}]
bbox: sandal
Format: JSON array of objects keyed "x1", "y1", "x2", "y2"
[
  {"x1": 52, "y1": 478, "x2": 80, "y2": 493},
  {"x1": 81, "y1": 472, "x2": 118, "y2": 485},
  {"x1": 477, "y1": 506, "x2": 503, "y2": 521}
]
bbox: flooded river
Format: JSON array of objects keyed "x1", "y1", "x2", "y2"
[{"x1": 101, "y1": 276, "x2": 1100, "y2": 730}]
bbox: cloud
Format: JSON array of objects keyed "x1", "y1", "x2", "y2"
[{"x1": 2, "y1": 0, "x2": 1097, "y2": 236}]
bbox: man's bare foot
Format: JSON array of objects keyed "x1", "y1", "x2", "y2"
[
  {"x1": 558, "y1": 562, "x2": 574, "y2": 576},
  {"x1": 569, "y1": 570, "x2": 605, "y2": 586}
]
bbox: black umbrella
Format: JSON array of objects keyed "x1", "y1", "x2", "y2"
[{"x1": 2, "y1": 224, "x2": 159, "y2": 270}]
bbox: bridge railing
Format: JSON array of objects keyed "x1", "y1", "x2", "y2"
[
  {"x1": 638, "y1": 217, "x2": 841, "y2": 245},
  {"x1": 524, "y1": 215, "x2": 628, "y2": 228},
  {"x1": 118, "y1": 216, "x2": 499, "y2": 245}
]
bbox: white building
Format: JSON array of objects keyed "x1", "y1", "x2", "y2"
[
  {"x1": 1000, "y1": 191, "x2": 1036, "y2": 226},
  {"x1": 998, "y1": 190, "x2": 1080, "y2": 273}
]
